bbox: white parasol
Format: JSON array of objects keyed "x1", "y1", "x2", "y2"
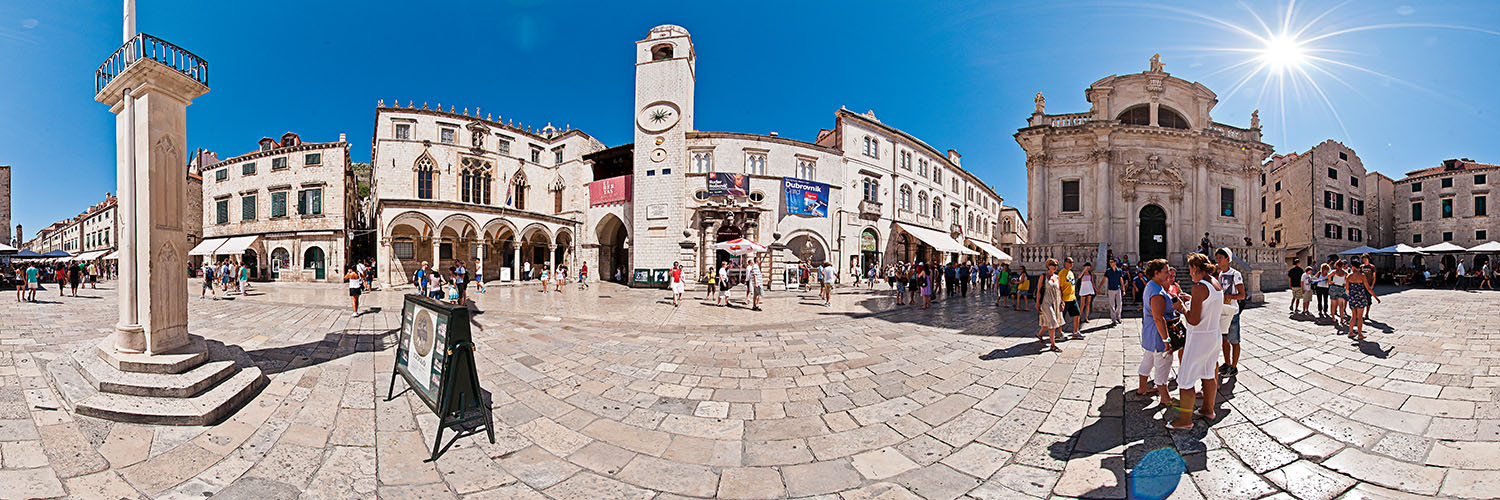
[{"x1": 709, "y1": 239, "x2": 768, "y2": 256}]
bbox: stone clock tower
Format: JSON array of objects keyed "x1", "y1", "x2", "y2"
[{"x1": 632, "y1": 25, "x2": 696, "y2": 277}]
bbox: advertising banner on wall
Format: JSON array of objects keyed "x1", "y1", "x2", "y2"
[
  {"x1": 589, "y1": 175, "x2": 631, "y2": 207},
  {"x1": 783, "y1": 177, "x2": 830, "y2": 217},
  {"x1": 706, "y1": 172, "x2": 748, "y2": 198}
]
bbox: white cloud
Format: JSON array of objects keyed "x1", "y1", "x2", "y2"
[{"x1": 20, "y1": 19, "x2": 38, "y2": 29}]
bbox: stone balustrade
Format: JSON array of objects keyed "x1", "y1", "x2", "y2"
[
  {"x1": 1205, "y1": 122, "x2": 1254, "y2": 141},
  {"x1": 1010, "y1": 243, "x2": 1102, "y2": 267},
  {"x1": 1041, "y1": 113, "x2": 1095, "y2": 128}
]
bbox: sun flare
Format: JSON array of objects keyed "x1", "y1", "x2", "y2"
[{"x1": 1259, "y1": 35, "x2": 1307, "y2": 72}]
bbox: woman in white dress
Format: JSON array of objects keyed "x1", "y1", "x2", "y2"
[
  {"x1": 1035, "y1": 259, "x2": 1064, "y2": 352},
  {"x1": 1077, "y1": 262, "x2": 1097, "y2": 323},
  {"x1": 1168, "y1": 253, "x2": 1224, "y2": 430}
]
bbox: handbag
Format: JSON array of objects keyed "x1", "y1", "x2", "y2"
[{"x1": 1164, "y1": 313, "x2": 1187, "y2": 351}]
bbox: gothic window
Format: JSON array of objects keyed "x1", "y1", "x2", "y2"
[
  {"x1": 951, "y1": 206, "x2": 960, "y2": 224},
  {"x1": 692, "y1": 151, "x2": 713, "y2": 173},
  {"x1": 918, "y1": 159, "x2": 928, "y2": 178},
  {"x1": 862, "y1": 178, "x2": 878, "y2": 203},
  {"x1": 416, "y1": 155, "x2": 435, "y2": 200},
  {"x1": 510, "y1": 174, "x2": 527, "y2": 210},
  {"x1": 795, "y1": 159, "x2": 816, "y2": 179},
  {"x1": 899, "y1": 151, "x2": 911, "y2": 170},
  {"x1": 554, "y1": 189, "x2": 564, "y2": 213},
  {"x1": 863, "y1": 137, "x2": 879, "y2": 158},
  {"x1": 933, "y1": 198, "x2": 942, "y2": 220},
  {"x1": 745, "y1": 152, "x2": 766, "y2": 175},
  {"x1": 967, "y1": 212, "x2": 974, "y2": 231},
  {"x1": 899, "y1": 185, "x2": 912, "y2": 211},
  {"x1": 461, "y1": 170, "x2": 473, "y2": 203},
  {"x1": 933, "y1": 167, "x2": 942, "y2": 184},
  {"x1": 483, "y1": 173, "x2": 492, "y2": 204},
  {"x1": 917, "y1": 191, "x2": 928, "y2": 215}
]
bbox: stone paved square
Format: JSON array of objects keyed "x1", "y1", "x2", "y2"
[{"x1": 0, "y1": 281, "x2": 1497, "y2": 499}]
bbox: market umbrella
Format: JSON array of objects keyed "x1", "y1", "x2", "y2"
[
  {"x1": 41, "y1": 250, "x2": 71, "y2": 258},
  {"x1": 1375, "y1": 244, "x2": 1425, "y2": 255},
  {"x1": 1466, "y1": 241, "x2": 1500, "y2": 252},
  {"x1": 0, "y1": 242, "x2": 15, "y2": 253},
  {"x1": 1337, "y1": 245, "x2": 1380, "y2": 255},
  {"x1": 709, "y1": 239, "x2": 768, "y2": 256},
  {"x1": 13, "y1": 249, "x2": 41, "y2": 258},
  {"x1": 1418, "y1": 242, "x2": 1467, "y2": 253}
]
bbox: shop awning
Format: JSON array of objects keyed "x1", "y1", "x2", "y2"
[
  {"x1": 71, "y1": 250, "x2": 105, "y2": 261},
  {"x1": 214, "y1": 235, "x2": 260, "y2": 256},
  {"x1": 188, "y1": 238, "x2": 227, "y2": 256},
  {"x1": 1466, "y1": 241, "x2": 1500, "y2": 252},
  {"x1": 1336, "y1": 245, "x2": 1380, "y2": 255},
  {"x1": 1418, "y1": 242, "x2": 1467, "y2": 253},
  {"x1": 897, "y1": 223, "x2": 978, "y2": 255},
  {"x1": 967, "y1": 239, "x2": 1012, "y2": 261},
  {"x1": 101, "y1": 250, "x2": 119, "y2": 260}
]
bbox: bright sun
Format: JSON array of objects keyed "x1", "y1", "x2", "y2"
[{"x1": 1259, "y1": 35, "x2": 1308, "y2": 72}]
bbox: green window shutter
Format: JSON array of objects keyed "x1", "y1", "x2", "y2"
[
  {"x1": 312, "y1": 189, "x2": 322, "y2": 215},
  {"x1": 297, "y1": 191, "x2": 307, "y2": 215},
  {"x1": 271, "y1": 192, "x2": 286, "y2": 217}
]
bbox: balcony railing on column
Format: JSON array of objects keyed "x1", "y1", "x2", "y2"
[{"x1": 95, "y1": 32, "x2": 209, "y2": 93}]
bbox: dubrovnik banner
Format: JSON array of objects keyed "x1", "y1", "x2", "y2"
[
  {"x1": 590, "y1": 175, "x2": 631, "y2": 207},
  {"x1": 706, "y1": 172, "x2": 748, "y2": 198},
  {"x1": 783, "y1": 177, "x2": 829, "y2": 217}
]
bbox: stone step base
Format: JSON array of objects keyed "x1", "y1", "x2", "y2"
[
  {"x1": 48, "y1": 359, "x2": 266, "y2": 426},
  {"x1": 97, "y1": 336, "x2": 209, "y2": 375},
  {"x1": 44, "y1": 336, "x2": 268, "y2": 426},
  {"x1": 74, "y1": 344, "x2": 236, "y2": 398}
]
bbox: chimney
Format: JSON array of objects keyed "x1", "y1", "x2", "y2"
[
  {"x1": 947, "y1": 149, "x2": 962, "y2": 166},
  {"x1": 339, "y1": 133, "x2": 347, "y2": 143},
  {"x1": 1443, "y1": 159, "x2": 1459, "y2": 170},
  {"x1": 768, "y1": 131, "x2": 778, "y2": 137}
]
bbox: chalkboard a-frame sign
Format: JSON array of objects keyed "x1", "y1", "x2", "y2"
[{"x1": 387, "y1": 293, "x2": 494, "y2": 461}]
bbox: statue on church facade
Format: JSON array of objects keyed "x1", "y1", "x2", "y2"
[
  {"x1": 1150, "y1": 53, "x2": 1163, "y2": 73},
  {"x1": 1033, "y1": 92, "x2": 1045, "y2": 114}
]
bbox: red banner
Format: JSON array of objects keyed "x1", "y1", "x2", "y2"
[{"x1": 590, "y1": 175, "x2": 631, "y2": 206}]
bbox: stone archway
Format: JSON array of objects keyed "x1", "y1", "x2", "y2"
[
  {"x1": 1138, "y1": 204, "x2": 1167, "y2": 262},
  {"x1": 595, "y1": 214, "x2": 628, "y2": 283}
]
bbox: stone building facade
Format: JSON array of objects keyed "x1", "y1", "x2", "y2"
[
  {"x1": 372, "y1": 104, "x2": 605, "y2": 287},
  {"x1": 1014, "y1": 55, "x2": 1276, "y2": 270},
  {"x1": 615, "y1": 25, "x2": 1006, "y2": 288},
  {"x1": 80, "y1": 195, "x2": 117, "y2": 253},
  {"x1": 199, "y1": 133, "x2": 353, "y2": 282},
  {"x1": 1261, "y1": 140, "x2": 1370, "y2": 263},
  {"x1": 1395, "y1": 159, "x2": 1499, "y2": 263},
  {"x1": 996, "y1": 205, "x2": 1029, "y2": 257},
  {"x1": 1364, "y1": 172, "x2": 1397, "y2": 250}
]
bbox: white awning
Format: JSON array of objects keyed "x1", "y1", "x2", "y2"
[
  {"x1": 1467, "y1": 241, "x2": 1500, "y2": 252},
  {"x1": 101, "y1": 251, "x2": 119, "y2": 260},
  {"x1": 897, "y1": 223, "x2": 978, "y2": 255},
  {"x1": 1418, "y1": 242, "x2": 1468, "y2": 253},
  {"x1": 0, "y1": 242, "x2": 16, "y2": 253},
  {"x1": 188, "y1": 238, "x2": 228, "y2": 256},
  {"x1": 1336, "y1": 245, "x2": 1380, "y2": 255},
  {"x1": 214, "y1": 235, "x2": 261, "y2": 256},
  {"x1": 72, "y1": 250, "x2": 106, "y2": 261},
  {"x1": 967, "y1": 239, "x2": 1012, "y2": 261}
]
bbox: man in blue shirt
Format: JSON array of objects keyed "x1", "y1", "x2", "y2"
[
  {"x1": 25, "y1": 264, "x2": 39, "y2": 302},
  {"x1": 978, "y1": 263, "x2": 991, "y2": 294},
  {"x1": 1104, "y1": 260, "x2": 1126, "y2": 324}
]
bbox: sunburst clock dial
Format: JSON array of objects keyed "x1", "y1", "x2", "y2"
[{"x1": 637, "y1": 101, "x2": 681, "y2": 133}]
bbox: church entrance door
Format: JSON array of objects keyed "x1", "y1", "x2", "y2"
[{"x1": 1138, "y1": 204, "x2": 1167, "y2": 262}]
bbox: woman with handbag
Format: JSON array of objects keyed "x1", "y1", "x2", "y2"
[
  {"x1": 1036, "y1": 259, "x2": 1064, "y2": 352},
  {"x1": 1168, "y1": 253, "x2": 1224, "y2": 430},
  {"x1": 1138, "y1": 259, "x2": 1183, "y2": 407}
]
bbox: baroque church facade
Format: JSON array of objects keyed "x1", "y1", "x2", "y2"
[{"x1": 1015, "y1": 55, "x2": 1275, "y2": 267}]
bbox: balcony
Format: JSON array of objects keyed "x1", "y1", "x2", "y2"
[
  {"x1": 1038, "y1": 113, "x2": 1094, "y2": 128},
  {"x1": 858, "y1": 199, "x2": 882, "y2": 218},
  {"x1": 96, "y1": 33, "x2": 209, "y2": 94}
]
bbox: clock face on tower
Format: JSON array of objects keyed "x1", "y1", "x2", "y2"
[{"x1": 637, "y1": 101, "x2": 681, "y2": 133}]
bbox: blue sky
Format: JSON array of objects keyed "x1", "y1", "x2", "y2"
[{"x1": 3, "y1": 0, "x2": 1498, "y2": 239}]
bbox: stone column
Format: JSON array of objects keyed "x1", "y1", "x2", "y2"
[
  {"x1": 511, "y1": 242, "x2": 521, "y2": 281},
  {"x1": 377, "y1": 236, "x2": 391, "y2": 287},
  {"x1": 1248, "y1": 269, "x2": 1265, "y2": 303},
  {"x1": 98, "y1": 44, "x2": 208, "y2": 354},
  {"x1": 547, "y1": 244, "x2": 556, "y2": 272},
  {"x1": 432, "y1": 237, "x2": 441, "y2": 271}
]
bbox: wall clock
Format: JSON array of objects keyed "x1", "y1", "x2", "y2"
[{"x1": 637, "y1": 101, "x2": 680, "y2": 133}]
